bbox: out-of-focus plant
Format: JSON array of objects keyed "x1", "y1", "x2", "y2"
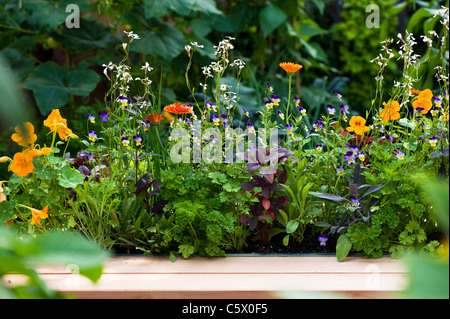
[
  {"x1": 399, "y1": 175, "x2": 449, "y2": 299},
  {"x1": 0, "y1": 225, "x2": 109, "y2": 299}
]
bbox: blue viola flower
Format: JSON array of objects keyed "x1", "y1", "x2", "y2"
[
  {"x1": 344, "y1": 151, "x2": 356, "y2": 165},
  {"x1": 133, "y1": 134, "x2": 142, "y2": 147},
  {"x1": 396, "y1": 151, "x2": 405, "y2": 160},
  {"x1": 331, "y1": 90, "x2": 342, "y2": 100},
  {"x1": 88, "y1": 130, "x2": 97, "y2": 142},
  {"x1": 211, "y1": 115, "x2": 220, "y2": 126},
  {"x1": 429, "y1": 136, "x2": 438, "y2": 147},
  {"x1": 271, "y1": 94, "x2": 281, "y2": 106},
  {"x1": 298, "y1": 106, "x2": 306, "y2": 116},
  {"x1": 86, "y1": 114, "x2": 95, "y2": 123},
  {"x1": 327, "y1": 104, "x2": 336, "y2": 115},
  {"x1": 121, "y1": 137, "x2": 130, "y2": 147},
  {"x1": 318, "y1": 234, "x2": 329, "y2": 247},
  {"x1": 350, "y1": 196, "x2": 360, "y2": 207},
  {"x1": 313, "y1": 120, "x2": 324, "y2": 131},
  {"x1": 286, "y1": 123, "x2": 294, "y2": 135},
  {"x1": 98, "y1": 110, "x2": 109, "y2": 123},
  {"x1": 349, "y1": 145, "x2": 359, "y2": 155}
]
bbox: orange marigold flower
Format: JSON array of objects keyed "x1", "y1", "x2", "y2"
[
  {"x1": 346, "y1": 116, "x2": 371, "y2": 136},
  {"x1": 279, "y1": 62, "x2": 303, "y2": 75},
  {"x1": 163, "y1": 103, "x2": 193, "y2": 114},
  {"x1": 43, "y1": 109, "x2": 76, "y2": 141},
  {"x1": 379, "y1": 101, "x2": 401, "y2": 123},
  {"x1": 145, "y1": 113, "x2": 163, "y2": 123},
  {"x1": 11, "y1": 122, "x2": 37, "y2": 147}
]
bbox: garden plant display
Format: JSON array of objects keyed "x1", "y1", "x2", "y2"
[{"x1": 0, "y1": 4, "x2": 448, "y2": 270}]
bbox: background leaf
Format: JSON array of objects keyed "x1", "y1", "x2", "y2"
[
  {"x1": 23, "y1": 62, "x2": 100, "y2": 115},
  {"x1": 259, "y1": 5, "x2": 287, "y2": 38},
  {"x1": 126, "y1": 8, "x2": 186, "y2": 61}
]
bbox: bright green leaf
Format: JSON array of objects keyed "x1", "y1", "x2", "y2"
[
  {"x1": 286, "y1": 220, "x2": 299, "y2": 234},
  {"x1": 57, "y1": 167, "x2": 86, "y2": 189},
  {"x1": 336, "y1": 234, "x2": 353, "y2": 262}
]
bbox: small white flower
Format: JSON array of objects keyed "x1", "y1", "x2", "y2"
[
  {"x1": 124, "y1": 30, "x2": 140, "y2": 40},
  {"x1": 140, "y1": 62, "x2": 153, "y2": 73},
  {"x1": 122, "y1": 43, "x2": 127, "y2": 51}
]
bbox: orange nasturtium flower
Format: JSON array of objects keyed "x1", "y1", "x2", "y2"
[
  {"x1": 30, "y1": 205, "x2": 49, "y2": 225},
  {"x1": 11, "y1": 122, "x2": 38, "y2": 147},
  {"x1": 9, "y1": 148, "x2": 40, "y2": 177},
  {"x1": 17, "y1": 204, "x2": 49, "y2": 225},
  {"x1": 279, "y1": 62, "x2": 303, "y2": 75},
  {"x1": 379, "y1": 101, "x2": 401, "y2": 123},
  {"x1": 163, "y1": 103, "x2": 193, "y2": 115},
  {"x1": 43, "y1": 109, "x2": 77, "y2": 141},
  {"x1": 412, "y1": 88, "x2": 433, "y2": 115},
  {"x1": 346, "y1": 116, "x2": 371, "y2": 136}
]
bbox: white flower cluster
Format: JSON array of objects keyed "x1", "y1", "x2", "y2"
[
  {"x1": 124, "y1": 30, "x2": 140, "y2": 41},
  {"x1": 214, "y1": 36, "x2": 235, "y2": 58},
  {"x1": 185, "y1": 41, "x2": 204, "y2": 57}
]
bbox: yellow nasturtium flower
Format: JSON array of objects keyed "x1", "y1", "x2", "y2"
[{"x1": 346, "y1": 116, "x2": 371, "y2": 136}]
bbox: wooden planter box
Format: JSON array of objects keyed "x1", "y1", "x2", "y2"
[{"x1": 6, "y1": 255, "x2": 409, "y2": 299}]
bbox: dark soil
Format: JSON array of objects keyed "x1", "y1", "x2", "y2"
[
  {"x1": 113, "y1": 228, "x2": 338, "y2": 256},
  {"x1": 237, "y1": 229, "x2": 338, "y2": 255}
]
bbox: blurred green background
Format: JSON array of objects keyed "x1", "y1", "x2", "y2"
[{"x1": 0, "y1": 0, "x2": 448, "y2": 181}]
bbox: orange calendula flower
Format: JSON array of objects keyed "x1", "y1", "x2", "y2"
[
  {"x1": 346, "y1": 116, "x2": 371, "y2": 136},
  {"x1": 43, "y1": 109, "x2": 76, "y2": 141},
  {"x1": 11, "y1": 122, "x2": 37, "y2": 147},
  {"x1": 163, "y1": 103, "x2": 193, "y2": 114},
  {"x1": 145, "y1": 113, "x2": 163, "y2": 123},
  {"x1": 279, "y1": 62, "x2": 303, "y2": 75},
  {"x1": 379, "y1": 101, "x2": 401, "y2": 123}
]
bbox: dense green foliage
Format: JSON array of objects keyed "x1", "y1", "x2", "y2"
[{"x1": 0, "y1": 1, "x2": 449, "y2": 265}]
